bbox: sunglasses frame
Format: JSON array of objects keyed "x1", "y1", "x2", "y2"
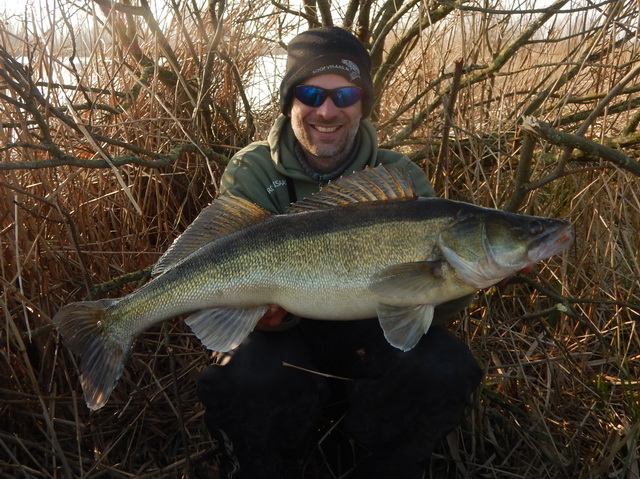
[{"x1": 293, "y1": 85, "x2": 363, "y2": 108}]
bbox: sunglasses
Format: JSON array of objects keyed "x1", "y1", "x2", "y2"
[{"x1": 293, "y1": 85, "x2": 363, "y2": 108}]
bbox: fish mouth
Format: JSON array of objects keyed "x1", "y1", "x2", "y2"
[{"x1": 528, "y1": 222, "x2": 574, "y2": 262}]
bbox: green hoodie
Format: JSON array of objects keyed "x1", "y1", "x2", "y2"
[
  {"x1": 219, "y1": 115, "x2": 471, "y2": 324},
  {"x1": 220, "y1": 115, "x2": 435, "y2": 213}
]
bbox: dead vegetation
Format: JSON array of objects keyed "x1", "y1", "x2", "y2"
[{"x1": 1, "y1": 0, "x2": 639, "y2": 477}]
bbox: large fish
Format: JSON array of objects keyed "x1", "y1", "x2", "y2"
[{"x1": 53, "y1": 166, "x2": 574, "y2": 410}]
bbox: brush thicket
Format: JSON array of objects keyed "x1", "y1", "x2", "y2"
[{"x1": 1, "y1": 0, "x2": 639, "y2": 477}]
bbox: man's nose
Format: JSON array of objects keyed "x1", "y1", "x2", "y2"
[{"x1": 315, "y1": 97, "x2": 340, "y2": 118}]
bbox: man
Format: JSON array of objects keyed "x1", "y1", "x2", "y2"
[{"x1": 198, "y1": 26, "x2": 482, "y2": 478}]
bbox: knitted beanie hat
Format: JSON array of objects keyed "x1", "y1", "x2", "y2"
[{"x1": 279, "y1": 26, "x2": 373, "y2": 117}]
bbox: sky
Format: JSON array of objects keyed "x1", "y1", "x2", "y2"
[
  {"x1": 2, "y1": 0, "x2": 564, "y2": 17},
  {"x1": 2, "y1": 0, "x2": 42, "y2": 16}
]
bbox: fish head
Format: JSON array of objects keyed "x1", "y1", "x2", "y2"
[{"x1": 438, "y1": 206, "x2": 574, "y2": 289}]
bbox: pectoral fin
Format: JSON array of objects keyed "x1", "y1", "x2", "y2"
[
  {"x1": 377, "y1": 303, "x2": 435, "y2": 351},
  {"x1": 370, "y1": 261, "x2": 444, "y2": 299},
  {"x1": 185, "y1": 305, "x2": 269, "y2": 352}
]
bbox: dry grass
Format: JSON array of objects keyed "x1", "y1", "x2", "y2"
[{"x1": 2, "y1": 0, "x2": 640, "y2": 477}]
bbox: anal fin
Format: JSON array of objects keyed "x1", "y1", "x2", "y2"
[{"x1": 185, "y1": 305, "x2": 269, "y2": 352}]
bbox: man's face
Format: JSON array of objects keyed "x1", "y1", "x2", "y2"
[{"x1": 290, "y1": 73, "x2": 362, "y2": 168}]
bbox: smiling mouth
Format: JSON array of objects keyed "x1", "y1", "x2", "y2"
[{"x1": 314, "y1": 125, "x2": 340, "y2": 133}]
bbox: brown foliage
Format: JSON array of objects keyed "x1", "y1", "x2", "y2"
[{"x1": 1, "y1": 0, "x2": 639, "y2": 477}]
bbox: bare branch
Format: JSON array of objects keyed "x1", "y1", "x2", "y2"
[
  {"x1": 521, "y1": 116, "x2": 640, "y2": 178},
  {"x1": 0, "y1": 143, "x2": 222, "y2": 171},
  {"x1": 434, "y1": 58, "x2": 464, "y2": 193},
  {"x1": 270, "y1": 0, "x2": 318, "y2": 25},
  {"x1": 373, "y1": 1, "x2": 455, "y2": 98},
  {"x1": 504, "y1": 132, "x2": 536, "y2": 213},
  {"x1": 386, "y1": 0, "x2": 572, "y2": 146},
  {"x1": 576, "y1": 63, "x2": 640, "y2": 137},
  {"x1": 315, "y1": 0, "x2": 333, "y2": 26},
  {"x1": 438, "y1": 0, "x2": 618, "y2": 15}
]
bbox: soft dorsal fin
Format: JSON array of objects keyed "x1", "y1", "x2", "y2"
[
  {"x1": 152, "y1": 195, "x2": 271, "y2": 276},
  {"x1": 287, "y1": 165, "x2": 417, "y2": 213}
]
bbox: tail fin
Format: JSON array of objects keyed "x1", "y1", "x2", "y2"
[{"x1": 52, "y1": 299, "x2": 129, "y2": 410}]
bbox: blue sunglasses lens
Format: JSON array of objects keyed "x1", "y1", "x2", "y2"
[
  {"x1": 294, "y1": 85, "x2": 363, "y2": 108},
  {"x1": 331, "y1": 87, "x2": 363, "y2": 107},
  {"x1": 294, "y1": 86, "x2": 326, "y2": 107}
]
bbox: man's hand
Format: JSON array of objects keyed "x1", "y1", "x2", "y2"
[{"x1": 256, "y1": 305, "x2": 289, "y2": 329}]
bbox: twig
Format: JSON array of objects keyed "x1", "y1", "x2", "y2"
[
  {"x1": 373, "y1": 1, "x2": 455, "y2": 112},
  {"x1": 0, "y1": 180, "x2": 95, "y2": 294},
  {"x1": 282, "y1": 362, "x2": 353, "y2": 381},
  {"x1": 521, "y1": 117, "x2": 640, "y2": 182},
  {"x1": 138, "y1": 0, "x2": 197, "y2": 108},
  {"x1": 89, "y1": 266, "x2": 153, "y2": 299},
  {"x1": 574, "y1": 49, "x2": 640, "y2": 138},
  {"x1": 270, "y1": 1, "x2": 318, "y2": 25},
  {"x1": 435, "y1": 58, "x2": 464, "y2": 193},
  {"x1": 386, "y1": 0, "x2": 572, "y2": 147},
  {"x1": 555, "y1": 96, "x2": 640, "y2": 128},
  {"x1": 0, "y1": 143, "x2": 222, "y2": 171},
  {"x1": 166, "y1": 336, "x2": 192, "y2": 475},
  {"x1": 521, "y1": 25, "x2": 636, "y2": 118},
  {"x1": 511, "y1": 274, "x2": 640, "y2": 313},
  {"x1": 546, "y1": 0, "x2": 629, "y2": 176},
  {"x1": 438, "y1": 0, "x2": 616, "y2": 15},
  {"x1": 504, "y1": 132, "x2": 535, "y2": 213},
  {"x1": 507, "y1": 273, "x2": 639, "y2": 346}
]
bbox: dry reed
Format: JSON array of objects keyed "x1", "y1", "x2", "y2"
[{"x1": 1, "y1": 0, "x2": 639, "y2": 477}]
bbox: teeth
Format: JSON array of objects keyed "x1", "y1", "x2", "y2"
[{"x1": 315, "y1": 126, "x2": 338, "y2": 133}]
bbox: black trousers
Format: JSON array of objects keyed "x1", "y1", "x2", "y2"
[{"x1": 198, "y1": 319, "x2": 482, "y2": 478}]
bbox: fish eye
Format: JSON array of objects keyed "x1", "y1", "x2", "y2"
[{"x1": 529, "y1": 220, "x2": 544, "y2": 235}]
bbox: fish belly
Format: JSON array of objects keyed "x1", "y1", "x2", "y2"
[{"x1": 274, "y1": 285, "x2": 380, "y2": 320}]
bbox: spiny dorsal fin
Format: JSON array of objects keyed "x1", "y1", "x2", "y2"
[
  {"x1": 287, "y1": 165, "x2": 417, "y2": 213},
  {"x1": 152, "y1": 195, "x2": 271, "y2": 276}
]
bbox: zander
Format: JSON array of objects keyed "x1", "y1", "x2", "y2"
[{"x1": 53, "y1": 165, "x2": 574, "y2": 410}]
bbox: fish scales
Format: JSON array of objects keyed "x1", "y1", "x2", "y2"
[{"x1": 116, "y1": 200, "x2": 453, "y2": 327}]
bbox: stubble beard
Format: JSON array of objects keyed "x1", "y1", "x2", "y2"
[{"x1": 292, "y1": 115, "x2": 361, "y2": 169}]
